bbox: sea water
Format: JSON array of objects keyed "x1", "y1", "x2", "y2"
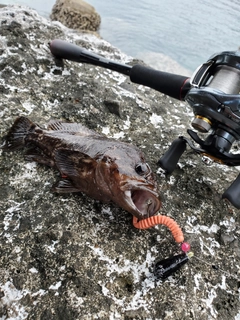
[{"x1": 1, "y1": 0, "x2": 240, "y2": 72}]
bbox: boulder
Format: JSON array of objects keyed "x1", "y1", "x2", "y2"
[
  {"x1": 0, "y1": 5, "x2": 239, "y2": 320},
  {"x1": 50, "y1": 0, "x2": 101, "y2": 32}
]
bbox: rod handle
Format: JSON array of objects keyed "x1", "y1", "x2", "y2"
[
  {"x1": 49, "y1": 39, "x2": 132, "y2": 75},
  {"x1": 130, "y1": 64, "x2": 190, "y2": 100}
]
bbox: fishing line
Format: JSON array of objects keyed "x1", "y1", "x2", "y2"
[{"x1": 192, "y1": 253, "x2": 240, "y2": 281}]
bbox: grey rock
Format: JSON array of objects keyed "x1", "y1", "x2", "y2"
[
  {"x1": 220, "y1": 232, "x2": 235, "y2": 246},
  {"x1": 104, "y1": 99, "x2": 123, "y2": 118},
  {"x1": 230, "y1": 239, "x2": 240, "y2": 258},
  {"x1": 50, "y1": 0, "x2": 101, "y2": 32},
  {"x1": 0, "y1": 5, "x2": 240, "y2": 320}
]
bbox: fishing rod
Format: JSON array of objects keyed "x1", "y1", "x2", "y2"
[
  {"x1": 49, "y1": 39, "x2": 240, "y2": 210},
  {"x1": 49, "y1": 39, "x2": 191, "y2": 100}
]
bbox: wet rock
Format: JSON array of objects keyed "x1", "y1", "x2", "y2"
[
  {"x1": 104, "y1": 99, "x2": 123, "y2": 118},
  {"x1": 50, "y1": 0, "x2": 101, "y2": 32},
  {"x1": 0, "y1": 5, "x2": 240, "y2": 320},
  {"x1": 230, "y1": 239, "x2": 240, "y2": 257},
  {"x1": 220, "y1": 232, "x2": 235, "y2": 245}
]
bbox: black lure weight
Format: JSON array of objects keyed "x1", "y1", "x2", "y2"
[{"x1": 154, "y1": 253, "x2": 190, "y2": 280}]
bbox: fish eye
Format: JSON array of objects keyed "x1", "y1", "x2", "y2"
[{"x1": 135, "y1": 162, "x2": 150, "y2": 176}]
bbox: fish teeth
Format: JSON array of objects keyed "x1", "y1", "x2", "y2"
[{"x1": 124, "y1": 190, "x2": 131, "y2": 199}]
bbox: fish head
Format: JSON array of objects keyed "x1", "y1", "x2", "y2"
[
  {"x1": 98, "y1": 152, "x2": 161, "y2": 220},
  {"x1": 118, "y1": 163, "x2": 161, "y2": 220}
]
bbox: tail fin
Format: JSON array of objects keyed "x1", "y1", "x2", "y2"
[{"x1": 1, "y1": 116, "x2": 35, "y2": 151}]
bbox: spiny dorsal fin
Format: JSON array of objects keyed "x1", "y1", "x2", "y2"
[{"x1": 47, "y1": 120, "x2": 99, "y2": 136}]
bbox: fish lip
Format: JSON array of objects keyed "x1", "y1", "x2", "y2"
[{"x1": 124, "y1": 186, "x2": 161, "y2": 219}]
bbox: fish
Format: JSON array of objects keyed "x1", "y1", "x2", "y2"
[{"x1": 1, "y1": 116, "x2": 161, "y2": 219}]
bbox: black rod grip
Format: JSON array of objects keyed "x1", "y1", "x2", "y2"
[
  {"x1": 158, "y1": 138, "x2": 187, "y2": 174},
  {"x1": 49, "y1": 39, "x2": 132, "y2": 75},
  {"x1": 222, "y1": 173, "x2": 240, "y2": 209},
  {"x1": 50, "y1": 40, "x2": 191, "y2": 98},
  {"x1": 50, "y1": 39, "x2": 90, "y2": 62},
  {"x1": 129, "y1": 64, "x2": 190, "y2": 100}
]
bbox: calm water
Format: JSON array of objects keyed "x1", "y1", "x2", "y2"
[{"x1": 1, "y1": 0, "x2": 240, "y2": 72}]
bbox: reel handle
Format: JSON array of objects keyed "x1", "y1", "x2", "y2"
[
  {"x1": 50, "y1": 39, "x2": 190, "y2": 100},
  {"x1": 158, "y1": 137, "x2": 187, "y2": 174},
  {"x1": 222, "y1": 173, "x2": 240, "y2": 209}
]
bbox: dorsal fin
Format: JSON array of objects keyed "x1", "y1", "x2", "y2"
[
  {"x1": 47, "y1": 120, "x2": 85, "y2": 132},
  {"x1": 47, "y1": 120, "x2": 100, "y2": 137}
]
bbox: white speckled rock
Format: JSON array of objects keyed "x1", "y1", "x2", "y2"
[
  {"x1": 50, "y1": 0, "x2": 101, "y2": 32},
  {"x1": 0, "y1": 5, "x2": 240, "y2": 320}
]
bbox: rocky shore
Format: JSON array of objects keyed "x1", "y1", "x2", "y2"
[
  {"x1": 50, "y1": 0, "x2": 101, "y2": 32},
  {"x1": 0, "y1": 5, "x2": 239, "y2": 320}
]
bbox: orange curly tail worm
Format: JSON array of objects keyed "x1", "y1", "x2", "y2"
[{"x1": 133, "y1": 215, "x2": 184, "y2": 244}]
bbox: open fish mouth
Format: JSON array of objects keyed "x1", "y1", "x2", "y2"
[{"x1": 124, "y1": 188, "x2": 161, "y2": 219}]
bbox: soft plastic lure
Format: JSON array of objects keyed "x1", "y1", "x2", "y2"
[
  {"x1": 133, "y1": 215, "x2": 184, "y2": 243},
  {"x1": 133, "y1": 215, "x2": 192, "y2": 280}
]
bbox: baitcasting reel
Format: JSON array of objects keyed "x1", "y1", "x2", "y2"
[
  {"x1": 49, "y1": 40, "x2": 240, "y2": 209},
  {"x1": 158, "y1": 51, "x2": 240, "y2": 209}
]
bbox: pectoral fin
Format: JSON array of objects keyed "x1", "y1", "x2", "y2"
[
  {"x1": 51, "y1": 178, "x2": 81, "y2": 193},
  {"x1": 54, "y1": 149, "x2": 97, "y2": 178}
]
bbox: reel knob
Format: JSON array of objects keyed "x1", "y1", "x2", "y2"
[
  {"x1": 158, "y1": 138, "x2": 187, "y2": 174},
  {"x1": 222, "y1": 173, "x2": 240, "y2": 209}
]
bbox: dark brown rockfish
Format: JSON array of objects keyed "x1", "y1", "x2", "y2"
[{"x1": 2, "y1": 117, "x2": 161, "y2": 219}]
